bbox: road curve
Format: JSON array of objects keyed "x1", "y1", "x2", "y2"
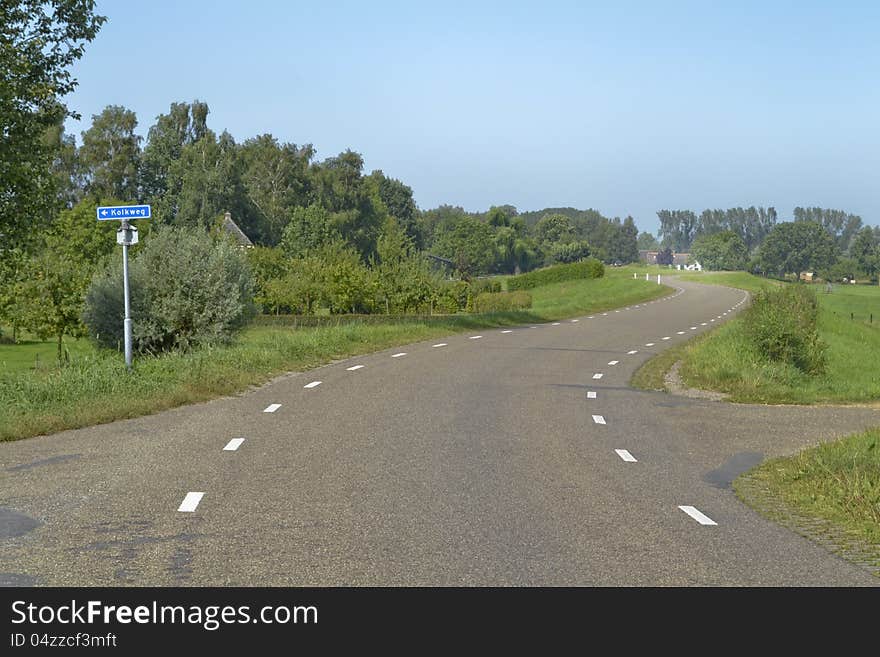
[{"x1": 2, "y1": 276, "x2": 878, "y2": 586}]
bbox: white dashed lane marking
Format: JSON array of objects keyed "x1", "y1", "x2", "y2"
[
  {"x1": 645, "y1": 343, "x2": 655, "y2": 347},
  {"x1": 263, "y1": 404, "x2": 281, "y2": 413},
  {"x1": 432, "y1": 343, "x2": 447, "y2": 348},
  {"x1": 678, "y1": 506, "x2": 717, "y2": 526},
  {"x1": 346, "y1": 364, "x2": 364, "y2": 370},
  {"x1": 592, "y1": 415, "x2": 606, "y2": 425},
  {"x1": 571, "y1": 319, "x2": 579, "y2": 323},
  {"x1": 587, "y1": 391, "x2": 597, "y2": 399},
  {"x1": 662, "y1": 337, "x2": 670, "y2": 340},
  {"x1": 178, "y1": 492, "x2": 204, "y2": 513},
  {"x1": 469, "y1": 335, "x2": 483, "y2": 340},
  {"x1": 690, "y1": 326, "x2": 697, "y2": 330},
  {"x1": 552, "y1": 322, "x2": 561, "y2": 325},
  {"x1": 677, "y1": 331, "x2": 685, "y2": 334},
  {"x1": 224, "y1": 438, "x2": 245, "y2": 451},
  {"x1": 615, "y1": 449, "x2": 637, "y2": 463},
  {"x1": 391, "y1": 352, "x2": 407, "y2": 358},
  {"x1": 701, "y1": 323, "x2": 707, "y2": 326},
  {"x1": 304, "y1": 381, "x2": 322, "y2": 389},
  {"x1": 608, "y1": 360, "x2": 619, "y2": 365},
  {"x1": 501, "y1": 330, "x2": 513, "y2": 333},
  {"x1": 627, "y1": 350, "x2": 638, "y2": 354},
  {"x1": 592, "y1": 373, "x2": 603, "y2": 379}
]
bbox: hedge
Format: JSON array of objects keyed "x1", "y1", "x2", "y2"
[{"x1": 506, "y1": 259, "x2": 604, "y2": 291}]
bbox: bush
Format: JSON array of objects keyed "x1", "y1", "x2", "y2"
[
  {"x1": 742, "y1": 284, "x2": 826, "y2": 374},
  {"x1": 507, "y1": 259, "x2": 604, "y2": 291},
  {"x1": 83, "y1": 227, "x2": 255, "y2": 353},
  {"x1": 472, "y1": 290, "x2": 532, "y2": 313},
  {"x1": 469, "y1": 278, "x2": 502, "y2": 295}
]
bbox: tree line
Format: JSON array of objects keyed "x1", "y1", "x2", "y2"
[{"x1": 652, "y1": 206, "x2": 880, "y2": 282}]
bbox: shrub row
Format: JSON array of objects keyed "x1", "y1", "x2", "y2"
[
  {"x1": 506, "y1": 259, "x2": 604, "y2": 291},
  {"x1": 472, "y1": 291, "x2": 533, "y2": 313},
  {"x1": 742, "y1": 284, "x2": 827, "y2": 374}
]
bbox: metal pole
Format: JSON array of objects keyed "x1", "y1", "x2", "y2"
[{"x1": 122, "y1": 221, "x2": 133, "y2": 370}]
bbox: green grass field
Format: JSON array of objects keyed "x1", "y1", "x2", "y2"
[
  {"x1": 0, "y1": 331, "x2": 97, "y2": 375},
  {"x1": 0, "y1": 267, "x2": 669, "y2": 441},
  {"x1": 736, "y1": 427, "x2": 880, "y2": 570},
  {"x1": 662, "y1": 273, "x2": 880, "y2": 404}
]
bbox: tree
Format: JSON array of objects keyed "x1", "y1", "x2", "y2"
[
  {"x1": 534, "y1": 213, "x2": 575, "y2": 245},
  {"x1": 637, "y1": 232, "x2": 659, "y2": 250},
  {"x1": 689, "y1": 231, "x2": 748, "y2": 271},
  {"x1": 311, "y1": 150, "x2": 383, "y2": 259},
  {"x1": 0, "y1": 0, "x2": 105, "y2": 249},
  {"x1": 850, "y1": 226, "x2": 879, "y2": 281},
  {"x1": 607, "y1": 216, "x2": 639, "y2": 263},
  {"x1": 367, "y1": 171, "x2": 422, "y2": 249},
  {"x1": 432, "y1": 215, "x2": 495, "y2": 279},
  {"x1": 757, "y1": 221, "x2": 838, "y2": 279},
  {"x1": 15, "y1": 199, "x2": 117, "y2": 359},
  {"x1": 657, "y1": 210, "x2": 698, "y2": 251},
  {"x1": 793, "y1": 207, "x2": 862, "y2": 253},
  {"x1": 79, "y1": 105, "x2": 141, "y2": 201},
  {"x1": 173, "y1": 129, "x2": 256, "y2": 234},
  {"x1": 44, "y1": 121, "x2": 84, "y2": 209},
  {"x1": 281, "y1": 204, "x2": 340, "y2": 258},
  {"x1": 240, "y1": 134, "x2": 314, "y2": 245},
  {"x1": 139, "y1": 100, "x2": 210, "y2": 221}
]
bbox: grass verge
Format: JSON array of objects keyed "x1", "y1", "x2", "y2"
[
  {"x1": 735, "y1": 428, "x2": 880, "y2": 575},
  {"x1": 0, "y1": 269, "x2": 670, "y2": 441}
]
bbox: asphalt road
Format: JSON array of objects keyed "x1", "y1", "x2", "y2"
[{"x1": 2, "y1": 277, "x2": 878, "y2": 586}]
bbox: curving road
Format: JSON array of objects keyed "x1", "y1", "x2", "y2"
[{"x1": 1, "y1": 277, "x2": 878, "y2": 586}]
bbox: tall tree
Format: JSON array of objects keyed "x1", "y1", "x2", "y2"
[
  {"x1": 432, "y1": 215, "x2": 495, "y2": 279},
  {"x1": 0, "y1": 0, "x2": 105, "y2": 248},
  {"x1": 637, "y1": 231, "x2": 660, "y2": 250},
  {"x1": 657, "y1": 210, "x2": 699, "y2": 251},
  {"x1": 173, "y1": 129, "x2": 255, "y2": 233},
  {"x1": 79, "y1": 105, "x2": 141, "y2": 201},
  {"x1": 240, "y1": 134, "x2": 314, "y2": 245},
  {"x1": 757, "y1": 221, "x2": 838, "y2": 278},
  {"x1": 140, "y1": 100, "x2": 210, "y2": 222},
  {"x1": 850, "y1": 226, "x2": 880, "y2": 280},
  {"x1": 690, "y1": 231, "x2": 748, "y2": 271},
  {"x1": 793, "y1": 207, "x2": 862, "y2": 254},
  {"x1": 366, "y1": 170, "x2": 421, "y2": 249}
]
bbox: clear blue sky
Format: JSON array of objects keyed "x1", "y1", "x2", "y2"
[{"x1": 65, "y1": 0, "x2": 880, "y2": 235}]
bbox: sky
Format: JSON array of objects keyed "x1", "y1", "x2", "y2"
[{"x1": 64, "y1": 1, "x2": 880, "y2": 235}]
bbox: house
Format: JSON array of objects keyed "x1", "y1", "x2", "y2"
[
  {"x1": 639, "y1": 250, "x2": 692, "y2": 266},
  {"x1": 221, "y1": 211, "x2": 253, "y2": 248}
]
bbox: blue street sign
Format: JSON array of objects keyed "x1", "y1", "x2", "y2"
[{"x1": 97, "y1": 205, "x2": 151, "y2": 221}]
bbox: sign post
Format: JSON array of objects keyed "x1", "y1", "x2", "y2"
[{"x1": 98, "y1": 205, "x2": 150, "y2": 370}]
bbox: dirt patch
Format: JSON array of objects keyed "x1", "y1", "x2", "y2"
[{"x1": 664, "y1": 360, "x2": 728, "y2": 401}]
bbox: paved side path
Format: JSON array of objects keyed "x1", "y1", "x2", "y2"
[{"x1": 1, "y1": 278, "x2": 878, "y2": 585}]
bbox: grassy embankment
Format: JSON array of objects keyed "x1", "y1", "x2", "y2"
[
  {"x1": 632, "y1": 270, "x2": 880, "y2": 572},
  {"x1": 0, "y1": 267, "x2": 669, "y2": 441}
]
